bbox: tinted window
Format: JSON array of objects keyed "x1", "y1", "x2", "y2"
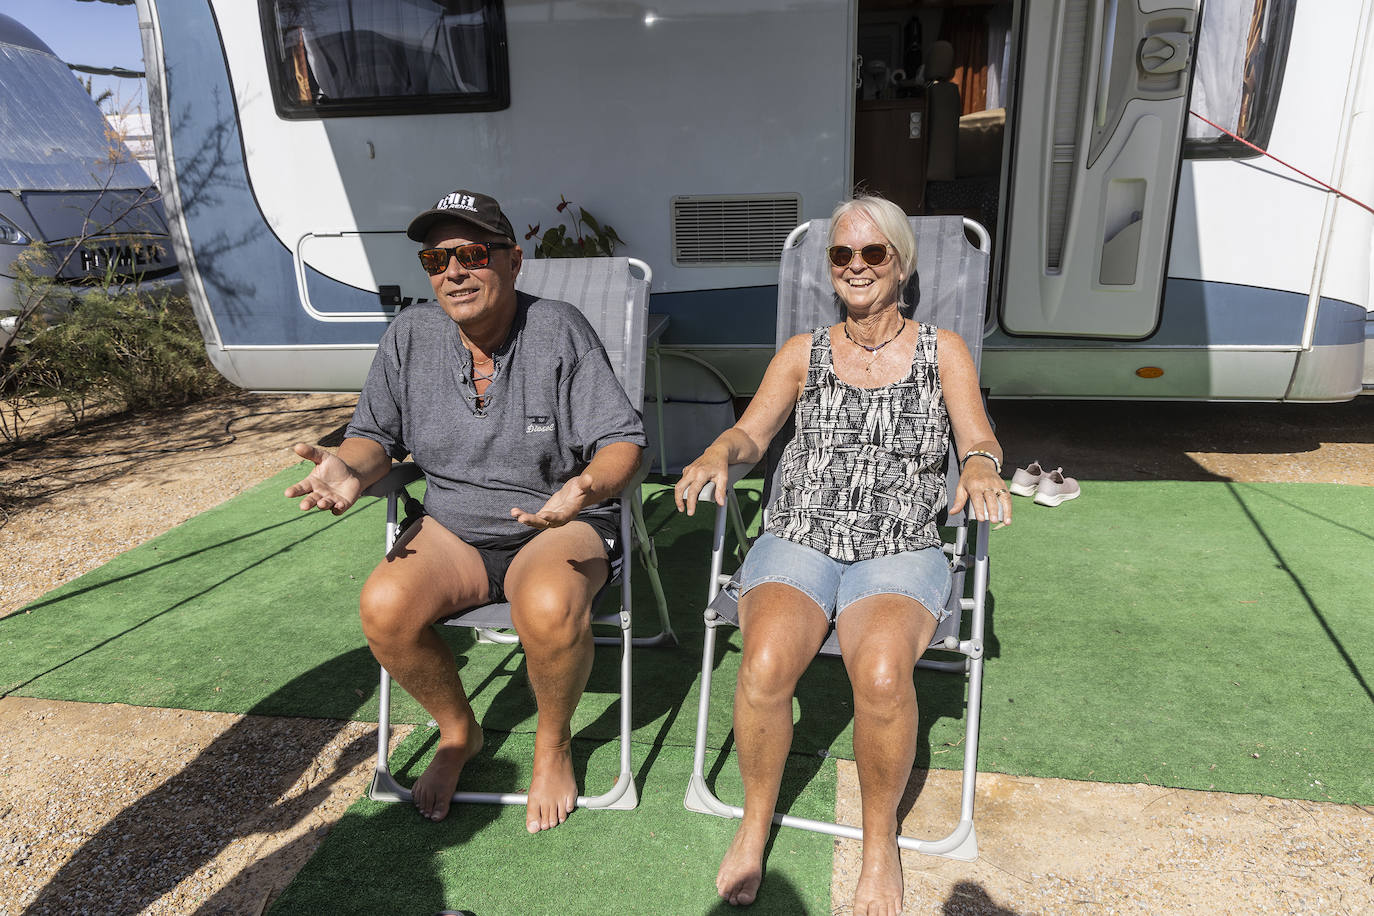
[
  {"x1": 262, "y1": 0, "x2": 509, "y2": 117},
  {"x1": 1185, "y1": 0, "x2": 1294, "y2": 159}
]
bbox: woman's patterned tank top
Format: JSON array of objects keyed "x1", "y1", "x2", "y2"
[{"x1": 765, "y1": 323, "x2": 949, "y2": 561}]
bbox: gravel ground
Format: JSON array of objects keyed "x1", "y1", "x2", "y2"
[
  {"x1": 833, "y1": 766, "x2": 1374, "y2": 915},
  {"x1": 2, "y1": 391, "x2": 1373, "y2": 914}
]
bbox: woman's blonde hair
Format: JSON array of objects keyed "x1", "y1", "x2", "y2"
[{"x1": 828, "y1": 195, "x2": 917, "y2": 282}]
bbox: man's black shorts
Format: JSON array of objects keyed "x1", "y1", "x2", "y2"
[{"x1": 474, "y1": 512, "x2": 622, "y2": 602}]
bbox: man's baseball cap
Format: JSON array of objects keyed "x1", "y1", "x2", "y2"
[{"x1": 406, "y1": 189, "x2": 516, "y2": 243}]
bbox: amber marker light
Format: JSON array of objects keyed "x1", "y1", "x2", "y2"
[{"x1": 1136, "y1": 367, "x2": 1165, "y2": 379}]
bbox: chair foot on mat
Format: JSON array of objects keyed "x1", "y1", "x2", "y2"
[
  {"x1": 595, "y1": 775, "x2": 639, "y2": 810},
  {"x1": 369, "y1": 767, "x2": 411, "y2": 803},
  {"x1": 684, "y1": 773, "x2": 739, "y2": 818}
]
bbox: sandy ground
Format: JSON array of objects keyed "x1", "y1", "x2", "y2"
[
  {"x1": 836, "y1": 767, "x2": 1374, "y2": 915},
  {"x1": 2, "y1": 391, "x2": 1373, "y2": 914}
]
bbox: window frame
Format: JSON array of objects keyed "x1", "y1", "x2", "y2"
[
  {"x1": 1183, "y1": 0, "x2": 1295, "y2": 161},
  {"x1": 258, "y1": 0, "x2": 511, "y2": 120}
]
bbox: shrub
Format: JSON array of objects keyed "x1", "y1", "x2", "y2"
[{"x1": 1, "y1": 250, "x2": 227, "y2": 439}]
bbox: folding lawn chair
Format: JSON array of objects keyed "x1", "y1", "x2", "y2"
[
  {"x1": 367, "y1": 256, "x2": 673, "y2": 813},
  {"x1": 683, "y1": 216, "x2": 993, "y2": 860}
]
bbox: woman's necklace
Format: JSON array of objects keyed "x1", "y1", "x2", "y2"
[{"x1": 844, "y1": 317, "x2": 905, "y2": 371}]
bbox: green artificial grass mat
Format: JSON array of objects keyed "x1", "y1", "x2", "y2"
[
  {"x1": 4, "y1": 468, "x2": 1371, "y2": 805},
  {"x1": 980, "y1": 478, "x2": 1374, "y2": 803},
  {"x1": 268, "y1": 739, "x2": 836, "y2": 916}
]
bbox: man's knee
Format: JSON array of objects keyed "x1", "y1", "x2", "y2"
[
  {"x1": 359, "y1": 574, "x2": 429, "y2": 643},
  {"x1": 508, "y1": 579, "x2": 591, "y2": 647}
]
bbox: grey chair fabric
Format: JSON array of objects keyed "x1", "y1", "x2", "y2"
[
  {"x1": 517, "y1": 257, "x2": 649, "y2": 406},
  {"x1": 684, "y1": 217, "x2": 994, "y2": 861},
  {"x1": 776, "y1": 216, "x2": 989, "y2": 358}
]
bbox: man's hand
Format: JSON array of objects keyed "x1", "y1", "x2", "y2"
[
  {"x1": 511, "y1": 472, "x2": 595, "y2": 529},
  {"x1": 285, "y1": 443, "x2": 365, "y2": 515}
]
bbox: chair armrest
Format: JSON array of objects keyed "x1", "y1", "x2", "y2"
[
  {"x1": 698, "y1": 462, "x2": 754, "y2": 504},
  {"x1": 362, "y1": 462, "x2": 423, "y2": 498}
]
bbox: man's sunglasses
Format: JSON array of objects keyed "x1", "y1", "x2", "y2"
[
  {"x1": 417, "y1": 241, "x2": 515, "y2": 275},
  {"x1": 827, "y1": 243, "x2": 894, "y2": 269}
]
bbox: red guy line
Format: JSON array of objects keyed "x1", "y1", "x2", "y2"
[{"x1": 1188, "y1": 109, "x2": 1374, "y2": 216}]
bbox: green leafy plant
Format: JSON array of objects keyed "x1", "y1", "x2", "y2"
[{"x1": 524, "y1": 195, "x2": 625, "y2": 258}]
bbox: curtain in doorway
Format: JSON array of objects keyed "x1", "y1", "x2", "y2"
[{"x1": 939, "y1": 6, "x2": 990, "y2": 115}]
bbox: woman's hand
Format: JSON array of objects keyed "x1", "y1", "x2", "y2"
[
  {"x1": 951, "y1": 455, "x2": 1011, "y2": 526},
  {"x1": 674, "y1": 445, "x2": 731, "y2": 516}
]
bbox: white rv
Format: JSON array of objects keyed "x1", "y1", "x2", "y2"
[{"x1": 132, "y1": 0, "x2": 1373, "y2": 401}]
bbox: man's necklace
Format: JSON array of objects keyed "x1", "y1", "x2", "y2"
[
  {"x1": 467, "y1": 352, "x2": 498, "y2": 416},
  {"x1": 844, "y1": 317, "x2": 905, "y2": 371}
]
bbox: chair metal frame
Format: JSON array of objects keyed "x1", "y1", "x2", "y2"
[
  {"x1": 366, "y1": 256, "x2": 672, "y2": 813},
  {"x1": 682, "y1": 218, "x2": 993, "y2": 861}
]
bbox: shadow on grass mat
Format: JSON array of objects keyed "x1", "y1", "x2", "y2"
[{"x1": 269, "y1": 737, "x2": 836, "y2": 916}]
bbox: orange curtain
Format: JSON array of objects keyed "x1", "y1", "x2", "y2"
[
  {"x1": 1238, "y1": 0, "x2": 1266, "y2": 136},
  {"x1": 940, "y1": 7, "x2": 990, "y2": 115}
]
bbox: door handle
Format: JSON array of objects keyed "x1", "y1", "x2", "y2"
[{"x1": 1139, "y1": 33, "x2": 1191, "y2": 74}]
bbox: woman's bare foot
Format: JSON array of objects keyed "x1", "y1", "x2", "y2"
[
  {"x1": 412, "y1": 727, "x2": 484, "y2": 822},
  {"x1": 852, "y1": 836, "x2": 904, "y2": 915},
  {"x1": 526, "y1": 737, "x2": 578, "y2": 833},
  {"x1": 716, "y1": 821, "x2": 768, "y2": 906}
]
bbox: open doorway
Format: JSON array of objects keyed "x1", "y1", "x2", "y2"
[{"x1": 851, "y1": 0, "x2": 1015, "y2": 247}]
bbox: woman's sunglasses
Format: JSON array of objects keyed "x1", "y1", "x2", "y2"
[
  {"x1": 417, "y1": 241, "x2": 515, "y2": 275},
  {"x1": 827, "y1": 243, "x2": 893, "y2": 269}
]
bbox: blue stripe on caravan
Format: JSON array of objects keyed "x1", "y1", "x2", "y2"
[
  {"x1": 1314, "y1": 294, "x2": 1367, "y2": 347},
  {"x1": 985, "y1": 279, "x2": 1365, "y2": 349},
  {"x1": 654, "y1": 278, "x2": 1366, "y2": 350},
  {"x1": 160, "y1": 2, "x2": 388, "y2": 347}
]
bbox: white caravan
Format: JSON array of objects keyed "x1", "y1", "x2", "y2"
[{"x1": 132, "y1": 0, "x2": 1374, "y2": 401}]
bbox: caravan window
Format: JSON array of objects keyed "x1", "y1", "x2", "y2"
[
  {"x1": 1184, "y1": 0, "x2": 1294, "y2": 159},
  {"x1": 261, "y1": 0, "x2": 509, "y2": 117}
]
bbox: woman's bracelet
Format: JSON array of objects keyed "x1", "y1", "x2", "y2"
[{"x1": 961, "y1": 449, "x2": 1002, "y2": 474}]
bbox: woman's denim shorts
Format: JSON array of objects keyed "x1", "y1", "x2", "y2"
[{"x1": 739, "y1": 533, "x2": 952, "y2": 624}]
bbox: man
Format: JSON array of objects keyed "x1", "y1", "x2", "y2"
[{"x1": 286, "y1": 189, "x2": 645, "y2": 832}]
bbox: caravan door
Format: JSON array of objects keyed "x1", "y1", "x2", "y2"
[{"x1": 1001, "y1": 0, "x2": 1199, "y2": 338}]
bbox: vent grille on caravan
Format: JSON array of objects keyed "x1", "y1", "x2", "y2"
[
  {"x1": 671, "y1": 194, "x2": 802, "y2": 266},
  {"x1": 1046, "y1": 0, "x2": 1091, "y2": 274}
]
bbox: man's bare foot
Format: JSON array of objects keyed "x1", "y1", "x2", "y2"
[
  {"x1": 716, "y1": 821, "x2": 767, "y2": 906},
  {"x1": 412, "y1": 728, "x2": 484, "y2": 822},
  {"x1": 852, "y1": 836, "x2": 904, "y2": 916},
  {"x1": 526, "y1": 737, "x2": 578, "y2": 833}
]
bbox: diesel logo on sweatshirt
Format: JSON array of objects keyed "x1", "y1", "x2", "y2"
[{"x1": 525, "y1": 415, "x2": 555, "y2": 433}]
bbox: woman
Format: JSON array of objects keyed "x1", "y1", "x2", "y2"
[{"x1": 674, "y1": 196, "x2": 1009, "y2": 915}]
